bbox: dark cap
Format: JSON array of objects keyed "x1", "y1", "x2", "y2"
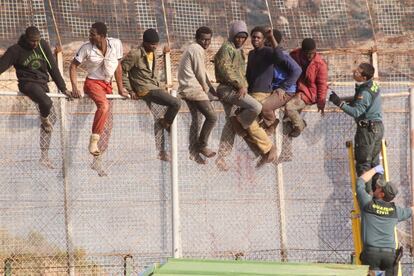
[
  {"x1": 143, "y1": 28, "x2": 159, "y2": 43},
  {"x1": 377, "y1": 176, "x2": 398, "y2": 201}
]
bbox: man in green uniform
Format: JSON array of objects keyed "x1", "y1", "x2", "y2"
[
  {"x1": 356, "y1": 165, "x2": 413, "y2": 276},
  {"x1": 330, "y1": 63, "x2": 383, "y2": 192}
]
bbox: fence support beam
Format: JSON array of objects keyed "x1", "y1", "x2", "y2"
[
  {"x1": 410, "y1": 87, "x2": 414, "y2": 252},
  {"x1": 56, "y1": 51, "x2": 75, "y2": 276},
  {"x1": 275, "y1": 111, "x2": 287, "y2": 261},
  {"x1": 170, "y1": 90, "x2": 182, "y2": 258}
]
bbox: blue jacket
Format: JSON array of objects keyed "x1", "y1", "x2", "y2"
[{"x1": 272, "y1": 51, "x2": 300, "y2": 93}]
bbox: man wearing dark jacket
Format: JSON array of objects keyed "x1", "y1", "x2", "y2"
[
  {"x1": 246, "y1": 26, "x2": 301, "y2": 166},
  {"x1": 0, "y1": 26, "x2": 71, "y2": 167}
]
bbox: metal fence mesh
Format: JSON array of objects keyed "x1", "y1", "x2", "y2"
[{"x1": 1, "y1": 0, "x2": 414, "y2": 275}]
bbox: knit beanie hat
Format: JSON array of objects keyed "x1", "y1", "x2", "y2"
[{"x1": 143, "y1": 28, "x2": 159, "y2": 43}]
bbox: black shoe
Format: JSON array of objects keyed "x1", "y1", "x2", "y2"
[{"x1": 190, "y1": 153, "x2": 207, "y2": 164}]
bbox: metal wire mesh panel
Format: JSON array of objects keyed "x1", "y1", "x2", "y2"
[
  {"x1": 65, "y1": 98, "x2": 172, "y2": 274},
  {"x1": 0, "y1": 96, "x2": 68, "y2": 275},
  {"x1": 1, "y1": 0, "x2": 414, "y2": 275},
  {"x1": 0, "y1": 0, "x2": 48, "y2": 48},
  {"x1": 178, "y1": 101, "x2": 281, "y2": 261}
]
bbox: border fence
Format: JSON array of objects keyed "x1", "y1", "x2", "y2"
[{"x1": 1, "y1": 0, "x2": 414, "y2": 275}]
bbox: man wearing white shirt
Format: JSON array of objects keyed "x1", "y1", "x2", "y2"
[{"x1": 70, "y1": 22, "x2": 128, "y2": 159}]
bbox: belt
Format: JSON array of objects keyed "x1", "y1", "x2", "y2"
[
  {"x1": 357, "y1": 120, "x2": 382, "y2": 128},
  {"x1": 364, "y1": 245, "x2": 395, "y2": 253}
]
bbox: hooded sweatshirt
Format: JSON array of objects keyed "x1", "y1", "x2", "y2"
[
  {"x1": 214, "y1": 20, "x2": 248, "y2": 90},
  {"x1": 0, "y1": 34, "x2": 66, "y2": 92}
]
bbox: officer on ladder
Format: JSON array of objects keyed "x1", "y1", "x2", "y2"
[
  {"x1": 330, "y1": 62, "x2": 383, "y2": 192},
  {"x1": 356, "y1": 164, "x2": 413, "y2": 276}
]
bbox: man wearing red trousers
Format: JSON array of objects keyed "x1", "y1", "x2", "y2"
[{"x1": 70, "y1": 22, "x2": 128, "y2": 175}]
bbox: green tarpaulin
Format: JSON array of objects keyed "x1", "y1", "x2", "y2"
[{"x1": 141, "y1": 258, "x2": 369, "y2": 276}]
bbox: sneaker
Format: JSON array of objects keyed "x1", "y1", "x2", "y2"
[
  {"x1": 289, "y1": 127, "x2": 301, "y2": 138},
  {"x1": 215, "y1": 157, "x2": 230, "y2": 171},
  {"x1": 198, "y1": 147, "x2": 216, "y2": 158},
  {"x1": 288, "y1": 120, "x2": 307, "y2": 138},
  {"x1": 40, "y1": 116, "x2": 53, "y2": 133},
  {"x1": 158, "y1": 150, "x2": 171, "y2": 162},
  {"x1": 229, "y1": 116, "x2": 247, "y2": 137},
  {"x1": 158, "y1": 118, "x2": 171, "y2": 132},
  {"x1": 283, "y1": 121, "x2": 293, "y2": 135},
  {"x1": 190, "y1": 153, "x2": 207, "y2": 164}
]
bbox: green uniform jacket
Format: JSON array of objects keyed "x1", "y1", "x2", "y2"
[
  {"x1": 214, "y1": 41, "x2": 248, "y2": 90},
  {"x1": 121, "y1": 47, "x2": 160, "y2": 97},
  {"x1": 340, "y1": 79, "x2": 382, "y2": 122},
  {"x1": 357, "y1": 177, "x2": 412, "y2": 248}
]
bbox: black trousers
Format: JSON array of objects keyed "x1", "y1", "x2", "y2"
[
  {"x1": 185, "y1": 100, "x2": 217, "y2": 153},
  {"x1": 355, "y1": 122, "x2": 384, "y2": 188},
  {"x1": 143, "y1": 89, "x2": 181, "y2": 152},
  {"x1": 18, "y1": 82, "x2": 52, "y2": 117},
  {"x1": 361, "y1": 247, "x2": 396, "y2": 276},
  {"x1": 143, "y1": 89, "x2": 181, "y2": 125}
]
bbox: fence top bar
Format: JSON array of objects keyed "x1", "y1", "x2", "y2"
[
  {"x1": 0, "y1": 91, "x2": 127, "y2": 99},
  {"x1": 0, "y1": 90, "x2": 409, "y2": 99}
]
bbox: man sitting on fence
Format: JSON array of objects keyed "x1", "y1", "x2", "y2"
[
  {"x1": 259, "y1": 29, "x2": 301, "y2": 136},
  {"x1": 0, "y1": 26, "x2": 71, "y2": 168},
  {"x1": 69, "y1": 22, "x2": 129, "y2": 176},
  {"x1": 246, "y1": 26, "x2": 301, "y2": 167},
  {"x1": 177, "y1": 26, "x2": 218, "y2": 164},
  {"x1": 121, "y1": 28, "x2": 182, "y2": 162},
  {"x1": 285, "y1": 38, "x2": 328, "y2": 138},
  {"x1": 214, "y1": 20, "x2": 273, "y2": 171}
]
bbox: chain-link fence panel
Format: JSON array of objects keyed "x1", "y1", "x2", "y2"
[
  {"x1": 1, "y1": 0, "x2": 414, "y2": 275},
  {"x1": 0, "y1": 96, "x2": 69, "y2": 275}
]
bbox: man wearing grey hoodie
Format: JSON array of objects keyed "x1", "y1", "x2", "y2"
[{"x1": 214, "y1": 20, "x2": 277, "y2": 171}]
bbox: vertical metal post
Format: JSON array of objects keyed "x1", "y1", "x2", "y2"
[
  {"x1": 410, "y1": 88, "x2": 414, "y2": 254},
  {"x1": 170, "y1": 90, "x2": 181, "y2": 258},
  {"x1": 275, "y1": 112, "x2": 287, "y2": 261},
  {"x1": 56, "y1": 51, "x2": 75, "y2": 276}
]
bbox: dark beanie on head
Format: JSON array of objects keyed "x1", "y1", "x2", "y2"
[
  {"x1": 143, "y1": 28, "x2": 159, "y2": 43},
  {"x1": 301, "y1": 38, "x2": 316, "y2": 51}
]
